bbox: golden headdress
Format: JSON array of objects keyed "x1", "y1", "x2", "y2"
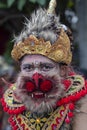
[{"x1": 11, "y1": 0, "x2": 72, "y2": 64}]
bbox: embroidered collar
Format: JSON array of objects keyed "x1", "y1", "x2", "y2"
[{"x1": 8, "y1": 104, "x2": 70, "y2": 130}]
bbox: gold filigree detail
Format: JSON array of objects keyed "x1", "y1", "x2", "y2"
[
  {"x1": 4, "y1": 84, "x2": 23, "y2": 107},
  {"x1": 11, "y1": 29, "x2": 72, "y2": 64},
  {"x1": 66, "y1": 75, "x2": 85, "y2": 96},
  {"x1": 15, "y1": 105, "x2": 69, "y2": 130}
]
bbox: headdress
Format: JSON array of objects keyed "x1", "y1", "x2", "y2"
[{"x1": 11, "y1": 0, "x2": 72, "y2": 64}]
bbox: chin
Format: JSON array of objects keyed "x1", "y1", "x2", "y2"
[{"x1": 14, "y1": 72, "x2": 65, "y2": 114}]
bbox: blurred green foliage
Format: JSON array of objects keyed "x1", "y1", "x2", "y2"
[
  {"x1": 0, "y1": 0, "x2": 75, "y2": 63},
  {"x1": 0, "y1": 0, "x2": 46, "y2": 10},
  {"x1": 0, "y1": 0, "x2": 75, "y2": 10}
]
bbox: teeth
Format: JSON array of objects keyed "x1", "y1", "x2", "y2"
[
  {"x1": 48, "y1": 95, "x2": 54, "y2": 98},
  {"x1": 32, "y1": 94, "x2": 34, "y2": 98},
  {"x1": 45, "y1": 94, "x2": 47, "y2": 97},
  {"x1": 35, "y1": 93, "x2": 43, "y2": 95}
]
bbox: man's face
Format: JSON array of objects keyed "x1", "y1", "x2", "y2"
[{"x1": 15, "y1": 55, "x2": 65, "y2": 114}]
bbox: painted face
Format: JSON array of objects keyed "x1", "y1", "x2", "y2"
[{"x1": 14, "y1": 55, "x2": 65, "y2": 114}]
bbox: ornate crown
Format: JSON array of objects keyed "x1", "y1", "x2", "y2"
[
  {"x1": 11, "y1": 29, "x2": 72, "y2": 64},
  {"x1": 11, "y1": 0, "x2": 72, "y2": 64}
]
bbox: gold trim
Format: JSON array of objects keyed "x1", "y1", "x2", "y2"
[
  {"x1": 11, "y1": 29, "x2": 72, "y2": 64},
  {"x1": 42, "y1": 105, "x2": 69, "y2": 130},
  {"x1": 15, "y1": 105, "x2": 69, "y2": 130},
  {"x1": 4, "y1": 84, "x2": 23, "y2": 108},
  {"x1": 66, "y1": 75, "x2": 85, "y2": 96}
]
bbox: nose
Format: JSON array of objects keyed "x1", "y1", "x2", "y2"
[{"x1": 32, "y1": 72, "x2": 44, "y2": 88}]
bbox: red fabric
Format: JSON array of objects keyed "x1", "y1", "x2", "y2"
[{"x1": 62, "y1": 79, "x2": 71, "y2": 90}]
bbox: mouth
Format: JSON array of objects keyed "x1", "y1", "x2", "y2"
[{"x1": 32, "y1": 92, "x2": 45, "y2": 99}]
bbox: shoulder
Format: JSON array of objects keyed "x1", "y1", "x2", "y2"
[
  {"x1": 1, "y1": 84, "x2": 26, "y2": 115},
  {"x1": 73, "y1": 75, "x2": 87, "y2": 130},
  {"x1": 72, "y1": 90, "x2": 87, "y2": 130}
]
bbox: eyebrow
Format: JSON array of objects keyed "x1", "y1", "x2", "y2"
[
  {"x1": 22, "y1": 62, "x2": 55, "y2": 66},
  {"x1": 40, "y1": 62, "x2": 55, "y2": 66},
  {"x1": 21, "y1": 64, "x2": 34, "y2": 68}
]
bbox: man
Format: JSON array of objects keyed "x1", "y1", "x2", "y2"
[{"x1": 1, "y1": 0, "x2": 87, "y2": 130}]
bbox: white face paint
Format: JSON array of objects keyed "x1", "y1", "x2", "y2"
[
  {"x1": 14, "y1": 55, "x2": 65, "y2": 114},
  {"x1": 20, "y1": 54, "x2": 59, "y2": 77}
]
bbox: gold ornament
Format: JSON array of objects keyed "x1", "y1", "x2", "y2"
[{"x1": 11, "y1": 29, "x2": 72, "y2": 64}]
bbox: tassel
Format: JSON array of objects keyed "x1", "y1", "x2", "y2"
[
  {"x1": 65, "y1": 116, "x2": 70, "y2": 124},
  {"x1": 68, "y1": 112, "x2": 74, "y2": 118}
]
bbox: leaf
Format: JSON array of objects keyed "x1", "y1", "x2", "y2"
[
  {"x1": 29, "y1": 0, "x2": 37, "y2": 3},
  {"x1": 7, "y1": 0, "x2": 15, "y2": 7},
  {"x1": 0, "y1": 2, "x2": 7, "y2": 8},
  {"x1": 67, "y1": 0, "x2": 74, "y2": 8},
  {"x1": 37, "y1": 0, "x2": 46, "y2": 5},
  {"x1": 28, "y1": 0, "x2": 46, "y2": 5},
  {"x1": 17, "y1": 0, "x2": 27, "y2": 10}
]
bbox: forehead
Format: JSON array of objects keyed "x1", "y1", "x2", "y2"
[{"x1": 21, "y1": 55, "x2": 56, "y2": 64}]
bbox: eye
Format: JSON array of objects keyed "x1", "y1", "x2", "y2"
[
  {"x1": 21, "y1": 64, "x2": 34, "y2": 72},
  {"x1": 40, "y1": 64, "x2": 55, "y2": 71}
]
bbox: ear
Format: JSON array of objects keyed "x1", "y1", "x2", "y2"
[{"x1": 59, "y1": 65, "x2": 68, "y2": 77}]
